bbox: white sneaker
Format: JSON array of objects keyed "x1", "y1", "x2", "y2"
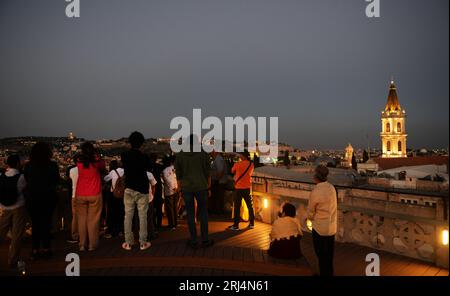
[
  {"x1": 227, "y1": 225, "x2": 240, "y2": 231},
  {"x1": 140, "y1": 242, "x2": 151, "y2": 250}
]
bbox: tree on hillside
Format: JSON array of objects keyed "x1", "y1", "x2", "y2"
[
  {"x1": 284, "y1": 150, "x2": 291, "y2": 169},
  {"x1": 363, "y1": 150, "x2": 369, "y2": 163},
  {"x1": 351, "y1": 152, "x2": 357, "y2": 170}
]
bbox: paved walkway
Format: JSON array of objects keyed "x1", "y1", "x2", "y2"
[{"x1": 0, "y1": 217, "x2": 448, "y2": 276}]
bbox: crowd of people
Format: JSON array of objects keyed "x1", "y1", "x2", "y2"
[{"x1": 0, "y1": 131, "x2": 338, "y2": 276}]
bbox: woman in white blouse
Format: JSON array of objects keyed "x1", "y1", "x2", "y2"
[{"x1": 268, "y1": 202, "x2": 303, "y2": 259}]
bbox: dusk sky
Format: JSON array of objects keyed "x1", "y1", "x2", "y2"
[{"x1": 0, "y1": 0, "x2": 448, "y2": 150}]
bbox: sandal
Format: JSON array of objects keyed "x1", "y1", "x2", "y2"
[
  {"x1": 122, "y1": 242, "x2": 132, "y2": 251},
  {"x1": 140, "y1": 242, "x2": 151, "y2": 250}
]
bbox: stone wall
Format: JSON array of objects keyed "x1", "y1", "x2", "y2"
[
  {"x1": 368, "y1": 177, "x2": 448, "y2": 192},
  {"x1": 252, "y1": 176, "x2": 449, "y2": 268},
  {"x1": 416, "y1": 180, "x2": 448, "y2": 192},
  {"x1": 368, "y1": 177, "x2": 391, "y2": 188}
]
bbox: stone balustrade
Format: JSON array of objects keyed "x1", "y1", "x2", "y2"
[{"x1": 251, "y1": 175, "x2": 449, "y2": 268}]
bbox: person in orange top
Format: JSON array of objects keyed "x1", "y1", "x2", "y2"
[{"x1": 228, "y1": 150, "x2": 255, "y2": 231}]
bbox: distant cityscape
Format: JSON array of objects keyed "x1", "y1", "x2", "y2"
[
  {"x1": 0, "y1": 132, "x2": 447, "y2": 181},
  {"x1": 1, "y1": 79, "x2": 447, "y2": 197}
]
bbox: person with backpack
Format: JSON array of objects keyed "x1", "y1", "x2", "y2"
[
  {"x1": 228, "y1": 150, "x2": 255, "y2": 231},
  {"x1": 103, "y1": 160, "x2": 125, "y2": 238},
  {"x1": 75, "y1": 142, "x2": 105, "y2": 252},
  {"x1": 24, "y1": 142, "x2": 60, "y2": 260},
  {"x1": 0, "y1": 155, "x2": 27, "y2": 268}
]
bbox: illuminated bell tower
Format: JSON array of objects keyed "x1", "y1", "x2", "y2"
[
  {"x1": 381, "y1": 79, "x2": 407, "y2": 158},
  {"x1": 344, "y1": 143, "x2": 354, "y2": 166}
]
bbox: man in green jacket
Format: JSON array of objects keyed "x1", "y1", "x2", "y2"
[{"x1": 175, "y1": 134, "x2": 214, "y2": 248}]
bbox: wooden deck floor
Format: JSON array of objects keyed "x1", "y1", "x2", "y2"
[{"x1": 0, "y1": 217, "x2": 448, "y2": 276}]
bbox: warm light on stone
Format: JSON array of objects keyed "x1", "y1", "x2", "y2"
[{"x1": 443, "y1": 230, "x2": 449, "y2": 246}]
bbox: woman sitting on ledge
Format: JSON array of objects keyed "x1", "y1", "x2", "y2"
[{"x1": 268, "y1": 202, "x2": 303, "y2": 259}]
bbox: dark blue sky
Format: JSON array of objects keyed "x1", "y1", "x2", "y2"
[{"x1": 0, "y1": 0, "x2": 448, "y2": 150}]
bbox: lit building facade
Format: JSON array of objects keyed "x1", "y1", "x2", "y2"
[
  {"x1": 344, "y1": 143, "x2": 354, "y2": 167},
  {"x1": 381, "y1": 80, "x2": 407, "y2": 158}
]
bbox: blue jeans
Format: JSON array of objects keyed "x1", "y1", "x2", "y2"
[
  {"x1": 183, "y1": 190, "x2": 209, "y2": 243},
  {"x1": 124, "y1": 189, "x2": 149, "y2": 245}
]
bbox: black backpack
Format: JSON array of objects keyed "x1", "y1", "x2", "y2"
[{"x1": 0, "y1": 173, "x2": 21, "y2": 206}]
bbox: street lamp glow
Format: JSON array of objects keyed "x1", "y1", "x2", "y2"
[
  {"x1": 442, "y1": 230, "x2": 449, "y2": 246},
  {"x1": 263, "y1": 198, "x2": 268, "y2": 209},
  {"x1": 306, "y1": 219, "x2": 313, "y2": 231}
]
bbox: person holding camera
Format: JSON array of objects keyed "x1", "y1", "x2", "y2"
[
  {"x1": 228, "y1": 150, "x2": 255, "y2": 231},
  {"x1": 75, "y1": 142, "x2": 105, "y2": 252}
]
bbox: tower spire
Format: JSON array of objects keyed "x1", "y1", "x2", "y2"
[{"x1": 385, "y1": 77, "x2": 401, "y2": 112}]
